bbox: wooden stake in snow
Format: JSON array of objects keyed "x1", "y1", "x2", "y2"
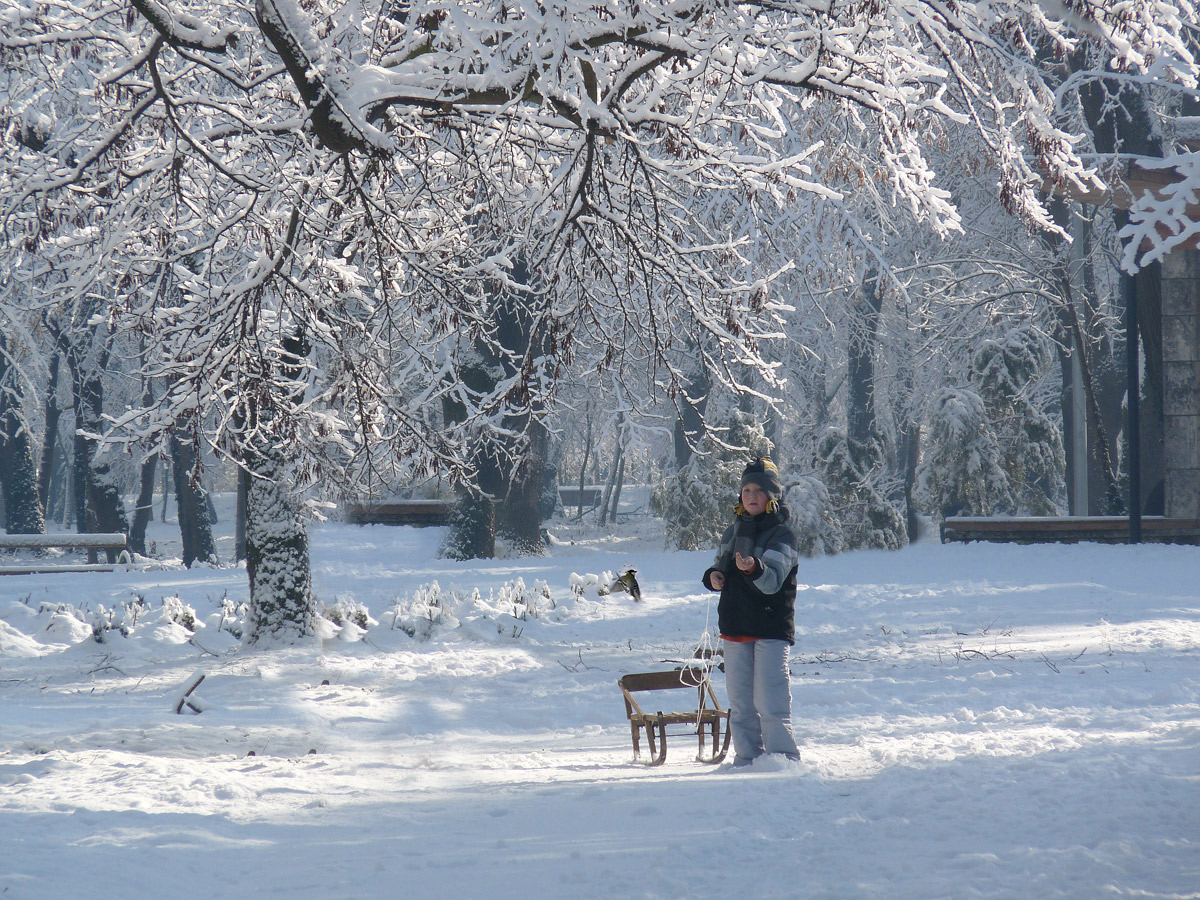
[{"x1": 175, "y1": 671, "x2": 206, "y2": 715}]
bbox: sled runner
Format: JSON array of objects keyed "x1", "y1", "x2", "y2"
[{"x1": 618, "y1": 668, "x2": 730, "y2": 766}]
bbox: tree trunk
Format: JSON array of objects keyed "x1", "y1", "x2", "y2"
[
  {"x1": 243, "y1": 437, "x2": 313, "y2": 643},
  {"x1": 1044, "y1": 198, "x2": 1121, "y2": 513},
  {"x1": 599, "y1": 423, "x2": 624, "y2": 529},
  {"x1": 673, "y1": 359, "x2": 711, "y2": 469},
  {"x1": 444, "y1": 258, "x2": 551, "y2": 557},
  {"x1": 1076, "y1": 56, "x2": 1164, "y2": 515},
  {"x1": 171, "y1": 424, "x2": 218, "y2": 567},
  {"x1": 848, "y1": 267, "x2": 883, "y2": 472},
  {"x1": 128, "y1": 374, "x2": 158, "y2": 557},
  {"x1": 0, "y1": 336, "x2": 45, "y2": 534},
  {"x1": 235, "y1": 466, "x2": 248, "y2": 563},
  {"x1": 497, "y1": 423, "x2": 549, "y2": 554},
  {"x1": 608, "y1": 452, "x2": 626, "y2": 524},
  {"x1": 445, "y1": 490, "x2": 496, "y2": 559},
  {"x1": 900, "y1": 422, "x2": 921, "y2": 542},
  {"x1": 78, "y1": 370, "x2": 130, "y2": 555},
  {"x1": 51, "y1": 322, "x2": 129, "y2": 552},
  {"x1": 242, "y1": 326, "x2": 314, "y2": 642},
  {"x1": 576, "y1": 404, "x2": 593, "y2": 520},
  {"x1": 47, "y1": 438, "x2": 68, "y2": 525},
  {"x1": 128, "y1": 452, "x2": 158, "y2": 557},
  {"x1": 37, "y1": 353, "x2": 61, "y2": 518},
  {"x1": 0, "y1": 404, "x2": 44, "y2": 534}
]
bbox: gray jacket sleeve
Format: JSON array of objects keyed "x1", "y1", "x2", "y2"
[{"x1": 752, "y1": 533, "x2": 798, "y2": 595}]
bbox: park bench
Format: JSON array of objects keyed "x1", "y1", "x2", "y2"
[
  {"x1": 343, "y1": 500, "x2": 454, "y2": 526},
  {"x1": 618, "y1": 667, "x2": 730, "y2": 766},
  {"x1": 0, "y1": 532, "x2": 130, "y2": 575},
  {"x1": 941, "y1": 515, "x2": 1200, "y2": 545}
]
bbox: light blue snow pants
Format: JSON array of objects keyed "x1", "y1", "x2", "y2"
[{"x1": 723, "y1": 638, "x2": 799, "y2": 761}]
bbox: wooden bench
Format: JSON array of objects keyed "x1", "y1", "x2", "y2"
[
  {"x1": 343, "y1": 500, "x2": 455, "y2": 526},
  {"x1": 941, "y1": 515, "x2": 1200, "y2": 545},
  {"x1": 618, "y1": 668, "x2": 730, "y2": 766},
  {"x1": 0, "y1": 532, "x2": 129, "y2": 575},
  {"x1": 559, "y1": 487, "x2": 603, "y2": 509}
]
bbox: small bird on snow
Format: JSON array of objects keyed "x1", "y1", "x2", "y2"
[{"x1": 609, "y1": 567, "x2": 642, "y2": 602}]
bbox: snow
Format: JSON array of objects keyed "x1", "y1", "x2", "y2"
[{"x1": 2, "y1": 499, "x2": 1198, "y2": 900}]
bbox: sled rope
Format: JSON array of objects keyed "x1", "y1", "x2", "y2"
[{"x1": 683, "y1": 588, "x2": 721, "y2": 727}]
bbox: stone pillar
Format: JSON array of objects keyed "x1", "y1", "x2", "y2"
[{"x1": 1161, "y1": 248, "x2": 1200, "y2": 518}]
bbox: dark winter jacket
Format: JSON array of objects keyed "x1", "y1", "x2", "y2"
[{"x1": 702, "y1": 502, "x2": 799, "y2": 644}]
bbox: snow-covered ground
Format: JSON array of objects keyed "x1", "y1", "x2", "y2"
[{"x1": 2, "y1": 499, "x2": 1198, "y2": 900}]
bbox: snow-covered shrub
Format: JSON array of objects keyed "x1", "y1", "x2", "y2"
[
  {"x1": 494, "y1": 578, "x2": 553, "y2": 621},
  {"x1": 388, "y1": 578, "x2": 554, "y2": 641},
  {"x1": 161, "y1": 596, "x2": 198, "y2": 632},
  {"x1": 320, "y1": 593, "x2": 374, "y2": 631},
  {"x1": 785, "y1": 475, "x2": 844, "y2": 558},
  {"x1": 817, "y1": 428, "x2": 907, "y2": 551},
  {"x1": 90, "y1": 598, "x2": 148, "y2": 642},
  {"x1": 652, "y1": 410, "x2": 772, "y2": 551},
  {"x1": 569, "y1": 570, "x2": 618, "y2": 597},
  {"x1": 214, "y1": 594, "x2": 247, "y2": 640},
  {"x1": 41, "y1": 603, "x2": 92, "y2": 643},
  {"x1": 389, "y1": 581, "x2": 460, "y2": 640},
  {"x1": 916, "y1": 388, "x2": 1014, "y2": 518},
  {"x1": 970, "y1": 327, "x2": 1065, "y2": 515},
  {"x1": 316, "y1": 593, "x2": 377, "y2": 642}
]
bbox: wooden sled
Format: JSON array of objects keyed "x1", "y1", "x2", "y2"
[{"x1": 618, "y1": 668, "x2": 730, "y2": 766}]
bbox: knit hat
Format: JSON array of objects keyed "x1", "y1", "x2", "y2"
[{"x1": 740, "y1": 457, "x2": 783, "y2": 502}]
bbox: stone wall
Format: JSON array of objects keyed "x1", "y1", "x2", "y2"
[{"x1": 1162, "y1": 248, "x2": 1200, "y2": 518}]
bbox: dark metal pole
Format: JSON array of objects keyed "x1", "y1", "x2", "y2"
[{"x1": 1125, "y1": 270, "x2": 1142, "y2": 543}]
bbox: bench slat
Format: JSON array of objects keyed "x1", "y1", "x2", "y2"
[
  {"x1": 0, "y1": 564, "x2": 118, "y2": 575},
  {"x1": 0, "y1": 532, "x2": 127, "y2": 550},
  {"x1": 941, "y1": 516, "x2": 1200, "y2": 545}
]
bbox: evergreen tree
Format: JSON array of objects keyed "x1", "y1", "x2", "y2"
[
  {"x1": 816, "y1": 427, "x2": 907, "y2": 550},
  {"x1": 652, "y1": 410, "x2": 771, "y2": 551},
  {"x1": 971, "y1": 328, "x2": 1066, "y2": 515},
  {"x1": 786, "y1": 475, "x2": 844, "y2": 558},
  {"x1": 916, "y1": 388, "x2": 1015, "y2": 518}
]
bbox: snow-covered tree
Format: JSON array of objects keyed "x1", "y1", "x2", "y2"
[
  {"x1": 652, "y1": 410, "x2": 772, "y2": 551},
  {"x1": 786, "y1": 475, "x2": 844, "y2": 558},
  {"x1": 3, "y1": 0, "x2": 1196, "y2": 637},
  {"x1": 916, "y1": 388, "x2": 1014, "y2": 518},
  {"x1": 0, "y1": 332, "x2": 44, "y2": 534},
  {"x1": 971, "y1": 328, "x2": 1066, "y2": 515},
  {"x1": 816, "y1": 427, "x2": 907, "y2": 550}
]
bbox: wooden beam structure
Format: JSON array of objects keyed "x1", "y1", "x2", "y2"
[{"x1": 1045, "y1": 157, "x2": 1200, "y2": 250}]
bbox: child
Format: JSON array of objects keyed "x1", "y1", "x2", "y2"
[{"x1": 702, "y1": 457, "x2": 800, "y2": 764}]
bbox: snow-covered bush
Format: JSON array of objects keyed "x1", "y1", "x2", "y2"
[
  {"x1": 785, "y1": 475, "x2": 845, "y2": 558},
  {"x1": 161, "y1": 596, "x2": 198, "y2": 632},
  {"x1": 90, "y1": 598, "x2": 149, "y2": 643},
  {"x1": 916, "y1": 388, "x2": 1014, "y2": 517},
  {"x1": 817, "y1": 428, "x2": 907, "y2": 551},
  {"x1": 317, "y1": 593, "x2": 378, "y2": 642},
  {"x1": 492, "y1": 578, "x2": 553, "y2": 622},
  {"x1": 389, "y1": 581, "x2": 457, "y2": 640},
  {"x1": 652, "y1": 410, "x2": 772, "y2": 551},
  {"x1": 213, "y1": 595, "x2": 247, "y2": 641},
  {"x1": 970, "y1": 328, "x2": 1065, "y2": 515},
  {"x1": 388, "y1": 578, "x2": 554, "y2": 641},
  {"x1": 320, "y1": 593, "x2": 374, "y2": 631}
]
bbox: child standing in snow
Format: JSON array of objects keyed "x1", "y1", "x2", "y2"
[{"x1": 702, "y1": 457, "x2": 801, "y2": 765}]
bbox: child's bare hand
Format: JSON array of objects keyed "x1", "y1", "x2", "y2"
[
  {"x1": 735, "y1": 553, "x2": 757, "y2": 574},
  {"x1": 710, "y1": 571, "x2": 725, "y2": 590}
]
